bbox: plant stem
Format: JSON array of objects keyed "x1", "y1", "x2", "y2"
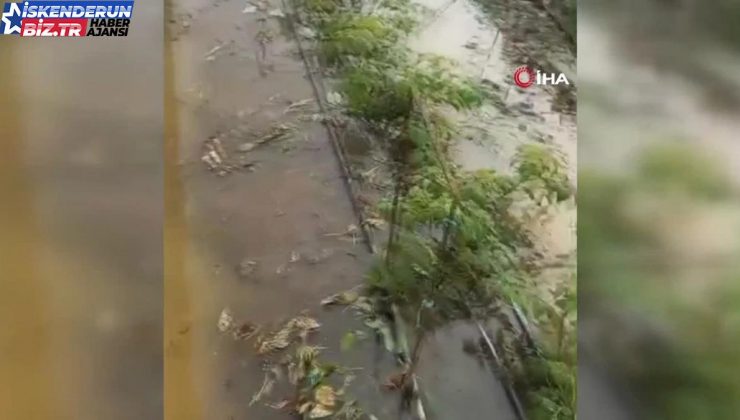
[{"x1": 385, "y1": 172, "x2": 402, "y2": 267}]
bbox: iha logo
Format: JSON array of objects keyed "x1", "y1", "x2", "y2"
[{"x1": 513, "y1": 66, "x2": 570, "y2": 88}]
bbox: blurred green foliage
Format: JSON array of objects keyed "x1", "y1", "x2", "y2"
[{"x1": 580, "y1": 142, "x2": 740, "y2": 419}]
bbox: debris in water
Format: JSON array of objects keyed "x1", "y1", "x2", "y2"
[
  {"x1": 237, "y1": 142, "x2": 257, "y2": 152},
  {"x1": 283, "y1": 98, "x2": 314, "y2": 115},
  {"x1": 201, "y1": 137, "x2": 235, "y2": 175},
  {"x1": 309, "y1": 402, "x2": 335, "y2": 417},
  {"x1": 324, "y1": 224, "x2": 358, "y2": 239},
  {"x1": 314, "y1": 384, "x2": 337, "y2": 409},
  {"x1": 233, "y1": 321, "x2": 260, "y2": 340},
  {"x1": 218, "y1": 308, "x2": 235, "y2": 333},
  {"x1": 275, "y1": 264, "x2": 288, "y2": 275},
  {"x1": 289, "y1": 251, "x2": 301, "y2": 263},
  {"x1": 204, "y1": 41, "x2": 232, "y2": 61},
  {"x1": 364, "y1": 318, "x2": 395, "y2": 353},
  {"x1": 362, "y1": 217, "x2": 385, "y2": 230},
  {"x1": 306, "y1": 248, "x2": 334, "y2": 265},
  {"x1": 383, "y1": 370, "x2": 408, "y2": 391},
  {"x1": 326, "y1": 91, "x2": 342, "y2": 106},
  {"x1": 296, "y1": 344, "x2": 322, "y2": 364},
  {"x1": 238, "y1": 259, "x2": 258, "y2": 278},
  {"x1": 255, "y1": 123, "x2": 295, "y2": 145},
  {"x1": 267, "y1": 399, "x2": 291, "y2": 410},
  {"x1": 289, "y1": 316, "x2": 321, "y2": 331},
  {"x1": 257, "y1": 316, "x2": 321, "y2": 354},
  {"x1": 250, "y1": 368, "x2": 279, "y2": 406},
  {"x1": 296, "y1": 25, "x2": 316, "y2": 39},
  {"x1": 258, "y1": 326, "x2": 292, "y2": 354},
  {"x1": 267, "y1": 8, "x2": 285, "y2": 18},
  {"x1": 335, "y1": 400, "x2": 365, "y2": 419},
  {"x1": 321, "y1": 290, "x2": 359, "y2": 306}
]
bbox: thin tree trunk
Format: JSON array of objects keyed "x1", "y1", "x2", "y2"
[
  {"x1": 385, "y1": 174, "x2": 402, "y2": 267},
  {"x1": 407, "y1": 327, "x2": 426, "y2": 377},
  {"x1": 440, "y1": 200, "x2": 457, "y2": 250}
]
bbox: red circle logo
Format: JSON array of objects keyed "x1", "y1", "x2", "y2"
[{"x1": 513, "y1": 66, "x2": 535, "y2": 88}]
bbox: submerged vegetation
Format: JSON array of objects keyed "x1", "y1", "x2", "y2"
[{"x1": 292, "y1": 0, "x2": 576, "y2": 417}]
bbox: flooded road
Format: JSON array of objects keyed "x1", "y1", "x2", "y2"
[
  {"x1": 0, "y1": 2, "x2": 163, "y2": 419},
  {"x1": 1, "y1": 0, "x2": 576, "y2": 418},
  {"x1": 165, "y1": 0, "x2": 396, "y2": 418}
]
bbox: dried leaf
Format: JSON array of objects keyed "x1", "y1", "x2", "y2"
[
  {"x1": 296, "y1": 345, "x2": 321, "y2": 363},
  {"x1": 257, "y1": 316, "x2": 320, "y2": 354},
  {"x1": 267, "y1": 399, "x2": 290, "y2": 410},
  {"x1": 362, "y1": 217, "x2": 386, "y2": 229},
  {"x1": 309, "y1": 404, "x2": 334, "y2": 418},
  {"x1": 288, "y1": 316, "x2": 321, "y2": 331},
  {"x1": 321, "y1": 290, "x2": 359, "y2": 306},
  {"x1": 257, "y1": 327, "x2": 292, "y2": 354},
  {"x1": 298, "y1": 402, "x2": 313, "y2": 414},
  {"x1": 315, "y1": 385, "x2": 336, "y2": 409},
  {"x1": 217, "y1": 308, "x2": 235, "y2": 332}
]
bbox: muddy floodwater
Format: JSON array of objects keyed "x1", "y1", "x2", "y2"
[
  {"x1": 1, "y1": 0, "x2": 576, "y2": 418},
  {"x1": 0, "y1": 2, "x2": 163, "y2": 419}
]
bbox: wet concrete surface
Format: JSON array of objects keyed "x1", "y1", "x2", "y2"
[
  {"x1": 0, "y1": 1, "x2": 163, "y2": 419},
  {"x1": 417, "y1": 321, "x2": 519, "y2": 420},
  {"x1": 165, "y1": 0, "x2": 397, "y2": 418}
]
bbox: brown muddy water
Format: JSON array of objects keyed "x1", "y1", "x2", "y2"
[{"x1": 0, "y1": 2, "x2": 163, "y2": 419}]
